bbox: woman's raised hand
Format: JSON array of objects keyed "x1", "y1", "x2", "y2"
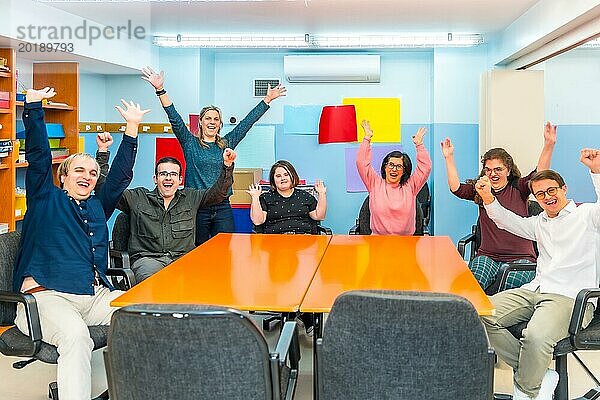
[
  {"x1": 246, "y1": 183, "x2": 262, "y2": 198},
  {"x1": 440, "y1": 137, "x2": 454, "y2": 159},
  {"x1": 314, "y1": 180, "x2": 327, "y2": 194},
  {"x1": 412, "y1": 127, "x2": 427, "y2": 146},
  {"x1": 361, "y1": 120, "x2": 373, "y2": 140},
  {"x1": 264, "y1": 84, "x2": 287, "y2": 104},
  {"x1": 141, "y1": 66, "x2": 165, "y2": 90}
]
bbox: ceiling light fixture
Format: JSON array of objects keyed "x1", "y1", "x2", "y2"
[{"x1": 153, "y1": 33, "x2": 484, "y2": 49}]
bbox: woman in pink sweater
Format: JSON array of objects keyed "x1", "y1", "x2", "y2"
[{"x1": 356, "y1": 120, "x2": 432, "y2": 235}]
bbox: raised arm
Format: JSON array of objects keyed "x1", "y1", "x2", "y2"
[
  {"x1": 141, "y1": 66, "x2": 194, "y2": 147},
  {"x1": 408, "y1": 127, "x2": 432, "y2": 191},
  {"x1": 356, "y1": 120, "x2": 378, "y2": 191},
  {"x1": 94, "y1": 132, "x2": 113, "y2": 192},
  {"x1": 475, "y1": 175, "x2": 537, "y2": 240},
  {"x1": 537, "y1": 122, "x2": 557, "y2": 171},
  {"x1": 194, "y1": 148, "x2": 236, "y2": 208},
  {"x1": 96, "y1": 100, "x2": 149, "y2": 218},
  {"x1": 141, "y1": 66, "x2": 172, "y2": 107},
  {"x1": 309, "y1": 180, "x2": 327, "y2": 221},
  {"x1": 224, "y1": 84, "x2": 286, "y2": 148},
  {"x1": 247, "y1": 184, "x2": 267, "y2": 226},
  {"x1": 23, "y1": 88, "x2": 57, "y2": 197},
  {"x1": 441, "y1": 137, "x2": 461, "y2": 192}
]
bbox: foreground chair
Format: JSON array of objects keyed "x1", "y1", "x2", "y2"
[
  {"x1": 0, "y1": 231, "x2": 134, "y2": 400},
  {"x1": 105, "y1": 304, "x2": 299, "y2": 400},
  {"x1": 316, "y1": 290, "x2": 494, "y2": 400}
]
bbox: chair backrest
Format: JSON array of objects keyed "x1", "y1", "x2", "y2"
[
  {"x1": 0, "y1": 231, "x2": 21, "y2": 326},
  {"x1": 319, "y1": 290, "x2": 493, "y2": 400},
  {"x1": 355, "y1": 182, "x2": 431, "y2": 236},
  {"x1": 111, "y1": 212, "x2": 130, "y2": 252},
  {"x1": 105, "y1": 304, "x2": 275, "y2": 400}
]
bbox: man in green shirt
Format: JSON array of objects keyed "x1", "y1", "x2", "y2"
[{"x1": 97, "y1": 135, "x2": 235, "y2": 282}]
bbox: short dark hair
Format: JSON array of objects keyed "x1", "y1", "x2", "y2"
[
  {"x1": 269, "y1": 160, "x2": 300, "y2": 190},
  {"x1": 380, "y1": 151, "x2": 412, "y2": 186},
  {"x1": 528, "y1": 169, "x2": 566, "y2": 192},
  {"x1": 155, "y1": 157, "x2": 182, "y2": 176}
]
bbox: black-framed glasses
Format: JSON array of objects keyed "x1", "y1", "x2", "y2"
[
  {"x1": 386, "y1": 162, "x2": 404, "y2": 171},
  {"x1": 533, "y1": 186, "x2": 561, "y2": 200},
  {"x1": 483, "y1": 166, "x2": 507, "y2": 175},
  {"x1": 157, "y1": 171, "x2": 179, "y2": 178}
]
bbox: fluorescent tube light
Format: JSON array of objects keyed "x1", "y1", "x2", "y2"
[
  {"x1": 153, "y1": 34, "x2": 311, "y2": 48},
  {"x1": 153, "y1": 33, "x2": 484, "y2": 49}
]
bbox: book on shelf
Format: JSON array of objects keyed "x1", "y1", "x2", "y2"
[{"x1": 51, "y1": 148, "x2": 69, "y2": 158}]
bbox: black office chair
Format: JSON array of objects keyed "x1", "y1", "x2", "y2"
[
  {"x1": 316, "y1": 290, "x2": 495, "y2": 399},
  {"x1": 457, "y1": 200, "x2": 543, "y2": 295},
  {"x1": 105, "y1": 304, "x2": 300, "y2": 400},
  {"x1": 349, "y1": 182, "x2": 431, "y2": 235},
  {"x1": 0, "y1": 231, "x2": 134, "y2": 400},
  {"x1": 108, "y1": 212, "x2": 135, "y2": 289}
]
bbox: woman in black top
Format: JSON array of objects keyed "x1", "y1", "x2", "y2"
[{"x1": 248, "y1": 160, "x2": 327, "y2": 234}]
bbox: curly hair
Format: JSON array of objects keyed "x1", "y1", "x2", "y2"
[{"x1": 467, "y1": 148, "x2": 521, "y2": 205}]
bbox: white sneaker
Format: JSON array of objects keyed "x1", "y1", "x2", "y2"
[
  {"x1": 534, "y1": 369, "x2": 559, "y2": 400},
  {"x1": 513, "y1": 384, "x2": 534, "y2": 400}
]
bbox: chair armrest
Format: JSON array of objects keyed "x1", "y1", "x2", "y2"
[
  {"x1": 457, "y1": 231, "x2": 475, "y2": 258},
  {"x1": 494, "y1": 262, "x2": 536, "y2": 293},
  {"x1": 317, "y1": 225, "x2": 333, "y2": 235},
  {"x1": 349, "y1": 219, "x2": 359, "y2": 235},
  {"x1": 109, "y1": 248, "x2": 130, "y2": 270},
  {"x1": 0, "y1": 290, "x2": 42, "y2": 356},
  {"x1": 106, "y1": 268, "x2": 136, "y2": 289},
  {"x1": 569, "y1": 288, "x2": 600, "y2": 347}
]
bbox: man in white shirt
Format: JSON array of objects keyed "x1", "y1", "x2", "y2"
[{"x1": 474, "y1": 148, "x2": 600, "y2": 400}]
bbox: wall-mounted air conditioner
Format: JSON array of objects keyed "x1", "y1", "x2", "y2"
[{"x1": 283, "y1": 54, "x2": 380, "y2": 83}]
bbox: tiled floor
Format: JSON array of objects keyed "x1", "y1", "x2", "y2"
[{"x1": 1, "y1": 316, "x2": 599, "y2": 399}]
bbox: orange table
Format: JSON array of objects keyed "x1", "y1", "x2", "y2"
[
  {"x1": 301, "y1": 234, "x2": 494, "y2": 399},
  {"x1": 111, "y1": 233, "x2": 331, "y2": 312},
  {"x1": 301, "y1": 234, "x2": 494, "y2": 315}
]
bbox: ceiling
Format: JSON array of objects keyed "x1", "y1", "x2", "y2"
[{"x1": 42, "y1": 0, "x2": 540, "y2": 37}]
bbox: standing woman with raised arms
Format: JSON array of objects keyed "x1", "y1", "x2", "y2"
[{"x1": 142, "y1": 66, "x2": 286, "y2": 245}]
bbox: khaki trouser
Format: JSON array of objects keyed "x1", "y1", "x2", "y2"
[
  {"x1": 482, "y1": 288, "x2": 594, "y2": 398},
  {"x1": 15, "y1": 286, "x2": 124, "y2": 400}
]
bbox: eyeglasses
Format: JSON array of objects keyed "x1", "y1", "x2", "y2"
[
  {"x1": 157, "y1": 171, "x2": 180, "y2": 178},
  {"x1": 533, "y1": 186, "x2": 561, "y2": 200},
  {"x1": 386, "y1": 162, "x2": 404, "y2": 171},
  {"x1": 483, "y1": 166, "x2": 506, "y2": 175}
]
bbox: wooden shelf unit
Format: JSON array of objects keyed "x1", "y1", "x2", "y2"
[
  {"x1": 0, "y1": 48, "x2": 16, "y2": 232},
  {"x1": 0, "y1": 54, "x2": 80, "y2": 232}
]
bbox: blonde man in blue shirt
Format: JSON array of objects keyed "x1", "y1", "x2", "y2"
[{"x1": 13, "y1": 88, "x2": 148, "y2": 400}]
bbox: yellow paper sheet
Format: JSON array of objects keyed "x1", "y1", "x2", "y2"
[{"x1": 342, "y1": 97, "x2": 401, "y2": 142}]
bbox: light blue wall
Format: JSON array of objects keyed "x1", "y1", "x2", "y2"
[
  {"x1": 543, "y1": 49, "x2": 600, "y2": 203},
  {"x1": 81, "y1": 46, "x2": 600, "y2": 241},
  {"x1": 431, "y1": 47, "x2": 490, "y2": 243}
]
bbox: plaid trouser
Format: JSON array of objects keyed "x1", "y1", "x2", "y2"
[{"x1": 469, "y1": 255, "x2": 535, "y2": 291}]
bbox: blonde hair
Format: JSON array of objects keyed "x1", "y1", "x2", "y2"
[
  {"x1": 56, "y1": 153, "x2": 100, "y2": 188},
  {"x1": 197, "y1": 105, "x2": 227, "y2": 149}
]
